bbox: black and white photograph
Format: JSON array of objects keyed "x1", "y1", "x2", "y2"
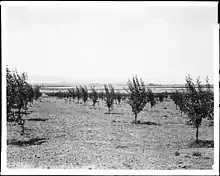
[{"x1": 1, "y1": 1, "x2": 219, "y2": 175}]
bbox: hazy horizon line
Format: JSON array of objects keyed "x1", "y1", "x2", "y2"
[{"x1": 30, "y1": 81, "x2": 213, "y2": 87}]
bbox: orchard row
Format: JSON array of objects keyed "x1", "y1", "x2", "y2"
[
  {"x1": 6, "y1": 66, "x2": 214, "y2": 141},
  {"x1": 6, "y1": 66, "x2": 42, "y2": 134}
]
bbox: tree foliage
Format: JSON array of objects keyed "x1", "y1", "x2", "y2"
[
  {"x1": 90, "y1": 86, "x2": 99, "y2": 108},
  {"x1": 146, "y1": 88, "x2": 156, "y2": 109},
  {"x1": 75, "y1": 86, "x2": 81, "y2": 103},
  {"x1": 104, "y1": 84, "x2": 115, "y2": 113},
  {"x1": 80, "y1": 85, "x2": 89, "y2": 105},
  {"x1": 33, "y1": 85, "x2": 42, "y2": 100},
  {"x1": 158, "y1": 93, "x2": 165, "y2": 103},
  {"x1": 6, "y1": 66, "x2": 34, "y2": 135},
  {"x1": 68, "y1": 88, "x2": 76, "y2": 101},
  {"x1": 115, "y1": 91, "x2": 122, "y2": 105},
  {"x1": 171, "y1": 75, "x2": 214, "y2": 141},
  {"x1": 126, "y1": 76, "x2": 148, "y2": 123}
]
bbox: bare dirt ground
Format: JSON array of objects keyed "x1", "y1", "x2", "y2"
[{"x1": 7, "y1": 97, "x2": 214, "y2": 169}]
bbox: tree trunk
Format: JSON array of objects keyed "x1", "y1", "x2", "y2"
[
  {"x1": 108, "y1": 108, "x2": 110, "y2": 114},
  {"x1": 20, "y1": 119, "x2": 25, "y2": 136},
  {"x1": 135, "y1": 113, "x2": 137, "y2": 123},
  {"x1": 196, "y1": 127, "x2": 199, "y2": 142},
  {"x1": 93, "y1": 102, "x2": 95, "y2": 109},
  {"x1": 21, "y1": 124, "x2": 24, "y2": 136},
  {"x1": 18, "y1": 108, "x2": 21, "y2": 121}
]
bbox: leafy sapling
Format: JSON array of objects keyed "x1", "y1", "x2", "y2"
[{"x1": 126, "y1": 76, "x2": 148, "y2": 123}]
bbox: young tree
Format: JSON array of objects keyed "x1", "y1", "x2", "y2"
[
  {"x1": 171, "y1": 90, "x2": 181, "y2": 110},
  {"x1": 121, "y1": 92, "x2": 127, "y2": 101},
  {"x1": 158, "y1": 93, "x2": 165, "y2": 103},
  {"x1": 184, "y1": 75, "x2": 214, "y2": 141},
  {"x1": 104, "y1": 84, "x2": 115, "y2": 113},
  {"x1": 63, "y1": 91, "x2": 69, "y2": 103},
  {"x1": 126, "y1": 76, "x2": 148, "y2": 123},
  {"x1": 75, "y1": 86, "x2": 81, "y2": 103},
  {"x1": 80, "y1": 85, "x2": 89, "y2": 105},
  {"x1": 21, "y1": 83, "x2": 33, "y2": 115},
  {"x1": 115, "y1": 91, "x2": 122, "y2": 105},
  {"x1": 178, "y1": 92, "x2": 187, "y2": 116},
  {"x1": 203, "y1": 76, "x2": 214, "y2": 120},
  {"x1": 68, "y1": 88, "x2": 76, "y2": 102},
  {"x1": 150, "y1": 98, "x2": 156, "y2": 109},
  {"x1": 146, "y1": 88, "x2": 156, "y2": 109},
  {"x1": 33, "y1": 85, "x2": 42, "y2": 100},
  {"x1": 164, "y1": 91, "x2": 169, "y2": 99},
  {"x1": 7, "y1": 66, "x2": 17, "y2": 121},
  {"x1": 98, "y1": 91, "x2": 105, "y2": 101},
  {"x1": 27, "y1": 85, "x2": 34, "y2": 107},
  {"x1": 12, "y1": 71, "x2": 29, "y2": 120},
  {"x1": 6, "y1": 67, "x2": 34, "y2": 135},
  {"x1": 90, "y1": 86, "x2": 99, "y2": 108},
  {"x1": 56, "y1": 91, "x2": 62, "y2": 99},
  {"x1": 171, "y1": 90, "x2": 187, "y2": 116}
]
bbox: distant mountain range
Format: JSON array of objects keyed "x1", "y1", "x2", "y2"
[
  {"x1": 35, "y1": 82, "x2": 188, "y2": 88},
  {"x1": 30, "y1": 81, "x2": 213, "y2": 88}
]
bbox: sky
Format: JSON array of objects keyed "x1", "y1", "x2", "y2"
[{"x1": 5, "y1": 2, "x2": 218, "y2": 85}]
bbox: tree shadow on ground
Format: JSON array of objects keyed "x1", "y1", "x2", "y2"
[
  {"x1": 104, "y1": 112, "x2": 124, "y2": 115},
  {"x1": 19, "y1": 112, "x2": 31, "y2": 115},
  {"x1": 116, "y1": 145, "x2": 128, "y2": 149},
  {"x1": 132, "y1": 120, "x2": 161, "y2": 126},
  {"x1": 7, "y1": 137, "x2": 47, "y2": 146},
  {"x1": 27, "y1": 110, "x2": 35, "y2": 113},
  {"x1": 27, "y1": 118, "x2": 48, "y2": 121},
  {"x1": 188, "y1": 140, "x2": 214, "y2": 148},
  {"x1": 23, "y1": 127, "x2": 33, "y2": 131},
  {"x1": 75, "y1": 102, "x2": 83, "y2": 104},
  {"x1": 13, "y1": 111, "x2": 31, "y2": 115}
]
